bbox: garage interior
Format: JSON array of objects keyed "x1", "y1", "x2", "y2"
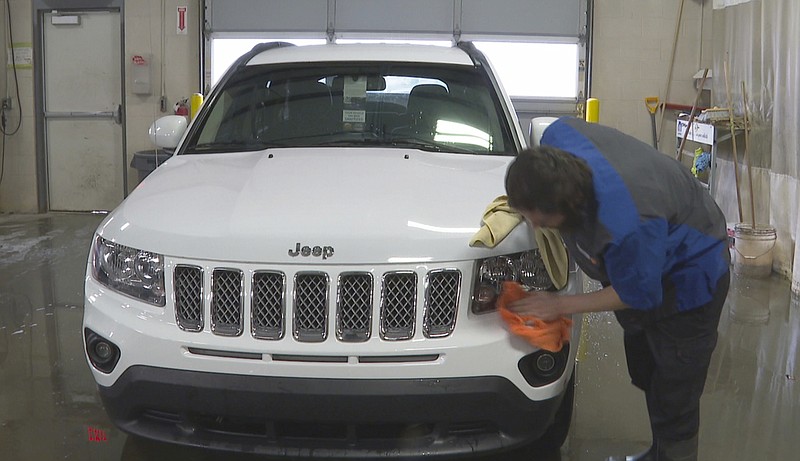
[{"x1": 0, "y1": 1, "x2": 798, "y2": 460}]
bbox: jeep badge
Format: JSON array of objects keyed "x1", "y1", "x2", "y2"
[{"x1": 288, "y1": 242, "x2": 334, "y2": 260}]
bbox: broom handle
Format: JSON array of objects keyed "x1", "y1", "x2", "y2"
[
  {"x1": 676, "y1": 69, "x2": 709, "y2": 163},
  {"x1": 741, "y1": 81, "x2": 756, "y2": 228},
  {"x1": 657, "y1": 0, "x2": 686, "y2": 148},
  {"x1": 723, "y1": 56, "x2": 743, "y2": 223}
]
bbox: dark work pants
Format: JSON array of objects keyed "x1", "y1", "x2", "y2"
[{"x1": 614, "y1": 272, "x2": 730, "y2": 442}]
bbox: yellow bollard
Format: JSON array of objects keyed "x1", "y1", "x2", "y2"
[
  {"x1": 190, "y1": 93, "x2": 204, "y2": 120},
  {"x1": 585, "y1": 98, "x2": 599, "y2": 123}
]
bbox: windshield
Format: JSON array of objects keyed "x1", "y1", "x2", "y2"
[{"x1": 182, "y1": 62, "x2": 516, "y2": 155}]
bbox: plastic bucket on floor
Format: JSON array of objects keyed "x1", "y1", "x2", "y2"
[{"x1": 733, "y1": 224, "x2": 776, "y2": 278}]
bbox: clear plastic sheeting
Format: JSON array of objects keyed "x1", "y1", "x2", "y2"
[{"x1": 711, "y1": 0, "x2": 800, "y2": 292}]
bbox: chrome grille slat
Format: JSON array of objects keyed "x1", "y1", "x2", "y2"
[
  {"x1": 293, "y1": 272, "x2": 329, "y2": 342},
  {"x1": 174, "y1": 265, "x2": 203, "y2": 332},
  {"x1": 252, "y1": 271, "x2": 285, "y2": 340},
  {"x1": 380, "y1": 272, "x2": 417, "y2": 340},
  {"x1": 424, "y1": 269, "x2": 461, "y2": 338},
  {"x1": 337, "y1": 272, "x2": 373, "y2": 342},
  {"x1": 211, "y1": 269, "x2": 244, "y2": 336}
]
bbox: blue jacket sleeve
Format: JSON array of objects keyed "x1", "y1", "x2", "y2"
[{"x1": 604, "y1": 218, "x2": 669, "y2": 310}]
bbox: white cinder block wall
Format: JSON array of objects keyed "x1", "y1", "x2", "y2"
[
  {"x1": 1, "y1": 0, "x2": 711, "y2": 213},
  {"x1": 1, "y1": 0, "x2": 38, "y2": 212},
  {"x1": 592, "y1": 0, "x2": 713, "y2": 151},
  {"x1": 123, "y1": 0, "x2": 200, "y2": 194}
]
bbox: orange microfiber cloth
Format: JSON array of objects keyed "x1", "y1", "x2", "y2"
[{"x1": 497, "y1": 281, "x2": 572, "y2": 352}]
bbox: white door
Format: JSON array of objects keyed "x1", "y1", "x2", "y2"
[{"x1": 42, "y1": 10, "x2": 125, "y2": 212}]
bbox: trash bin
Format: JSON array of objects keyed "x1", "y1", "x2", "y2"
[{"x1": 131, "y1": 149, "x2": 173, "y2": 183}]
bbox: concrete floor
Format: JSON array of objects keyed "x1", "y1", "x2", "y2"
[{"x1": 0, "y1": 212, "x2": 797, "y2": 461}]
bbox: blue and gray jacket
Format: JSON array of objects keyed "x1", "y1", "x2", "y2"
[{"x1": 542, "y1": 117, "x2": 729, "y2": 312}]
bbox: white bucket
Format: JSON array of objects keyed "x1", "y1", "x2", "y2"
[{"x1": 733, "y1": 224, "x2": 776, "y2": 278}]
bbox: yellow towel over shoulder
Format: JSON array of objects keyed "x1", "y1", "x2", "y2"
[
  {"x1": 468, "y1": 195, "x2": 522, "y2": 248},
  {"x1": 469, "y1": 195, "x2": 568, "y2": 290}
]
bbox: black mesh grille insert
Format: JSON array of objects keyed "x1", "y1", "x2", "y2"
[
  {"x1": 252, "y1": 271, "x2": 285, "y2": 340},
  {"x1": 336, "y1": 273, "x2": 373, "y2": 342},
  {"x1": 293, "y1": 272, "x2": 329, "y2": 342},
  {"x1": 174, "y1": 265, "x2": 203, "y2": 332},
  {"x1": 211, "y1": 269, "x2": 243, "y2": 336},
  {"x1": 380, "y1": 272, "x2": 417, "y2": 340},
  {"x1": 424, "y1": 270, "x2": 460, "y2": 338}
]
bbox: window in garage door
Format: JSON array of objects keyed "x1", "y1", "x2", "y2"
[
  {"x1": 211, "y1": 38, "x2": 326, "y2": 83},
  {"x1": 209, "y1": 38, "x2": 579, "y2": 100},
  {"x1": 472, "y1": 41, "x2": 579, "y2": 99}
]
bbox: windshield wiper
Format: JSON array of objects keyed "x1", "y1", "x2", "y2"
[
  {"x1": 389, "y1": 136, "x2": 476, "y2": 153},
  {"x1": 182, "y1": 141, "x2": 276, "y2": 154}
]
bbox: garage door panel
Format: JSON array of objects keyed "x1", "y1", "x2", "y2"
[
  {"x1": 208, "y1": 0, "x2": 328, "y2": 33},
  {"x1": 461, "y1": 0, "x2": 582, "y2": 38},
  {"x1": 335, "y1": 0, "x2": 454, "y2": 34}
]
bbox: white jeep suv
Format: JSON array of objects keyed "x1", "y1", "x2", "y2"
[{"x1": 83, "y1": 42, "x2": 583, "y2": 458}]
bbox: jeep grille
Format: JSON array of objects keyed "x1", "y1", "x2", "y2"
[
  {"x1": 211, "y1": 269, "x2": 244, "y2": 336},
  {"x1": 337, "y1": 273, "x2": 373, "y2": 342},
  {"x1": 424, "y1": 269, "x2": 461, "y2": 338},
  {"x1": 293, "y1": 272, "x2": 329, "y2": 342},
  {"x1": 252, "y1": 271, "x2": 285, "y2": 340},
  {"x1": 172, "y1": 265, "x2": 460, "y2": 342},
  {"x1": 380, "y1": 272, "x2": 417, "y2": 340},
  {"x1": 174, "y1": 265, "x2": 203, "y2": 332}
]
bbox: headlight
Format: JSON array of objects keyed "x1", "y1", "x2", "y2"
[
  {"x1": 470, "y1": 249, "x2": 555, "y2": 314},
  {"x1": 91, "y1": 235, "x2": 166, "y2": 306}
]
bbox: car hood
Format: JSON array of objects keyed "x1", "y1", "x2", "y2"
[{"x1": 99, "y1": 148, "x2": 534, "y2": 264}]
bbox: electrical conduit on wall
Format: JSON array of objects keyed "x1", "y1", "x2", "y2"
[{"x1": 1, "y1": 0, "x2": 25, "y2": 193}]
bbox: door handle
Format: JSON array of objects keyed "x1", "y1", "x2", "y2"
[
  {"x1": 44, "y1": 104, "x2": 123, "y2": 125},
  {"x1": 113, "y1": 103, "x2": 123, "y2": 125}
]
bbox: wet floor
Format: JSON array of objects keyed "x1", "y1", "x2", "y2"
[{"x1": 0, "y1": 212, "x2": 797, "y2": 460}]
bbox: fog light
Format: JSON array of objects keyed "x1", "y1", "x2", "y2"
[
  {"x1": 518, "y1": 345, "x2": 570, "y2": 387},
  {"x1": 84, "y1": 328, "x2": 121, "y2": 374},
  {"x1": 94, "y1": 341, "x2": 113, "y2": 361},
  {"x1": 536, "y1": 353, "x2": 556, "y2": 373}
]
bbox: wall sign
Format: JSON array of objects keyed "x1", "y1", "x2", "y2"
[
  {"x1": 677, "y1": 119, "x2": 715, "y2": 145},
  {"x1": 7, "y1": 42, "x2": 33, "y2": 69},
  {"x1": 177, "y1": 6, "x2": 188, "y2": 35}
]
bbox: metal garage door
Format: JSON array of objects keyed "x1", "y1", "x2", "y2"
[
  {"x1": 204, "y1": 0, "x2": 583, "y2": 39},
  {"x1": 203, "y1": 0, "x2": 588, "y2": 118}
]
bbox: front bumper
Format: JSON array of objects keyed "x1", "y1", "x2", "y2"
[
  {"x1": 100, "y1": 365, "x2": 565, "y2": 458},
  {"x1": 84, "y1": 257, "x2": 582, "y2": 457}
]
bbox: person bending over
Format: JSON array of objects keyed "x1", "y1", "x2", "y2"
[{"x1": 505, "y1": 117, "x2": 730, "y2": 461}]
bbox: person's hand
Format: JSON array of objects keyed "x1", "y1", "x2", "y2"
[{"x1": 506, "y1": 291, "x2": 564, "y2": 322}]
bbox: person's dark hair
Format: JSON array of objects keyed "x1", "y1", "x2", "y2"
[{"x1": 505, "y1": 146, "x2": 594, "y2": 229}]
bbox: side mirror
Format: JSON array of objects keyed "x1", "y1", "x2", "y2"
[
  {"x1": 149, "y1": 115, "x2": 188, "y2": 149},
  {"x1": 528, "y1": 117, "x2": 558, "y2": 147}
]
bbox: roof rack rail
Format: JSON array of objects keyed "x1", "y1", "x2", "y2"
[{"x1": 216, "y1": 41, "x2": 297, "y2": 87}]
